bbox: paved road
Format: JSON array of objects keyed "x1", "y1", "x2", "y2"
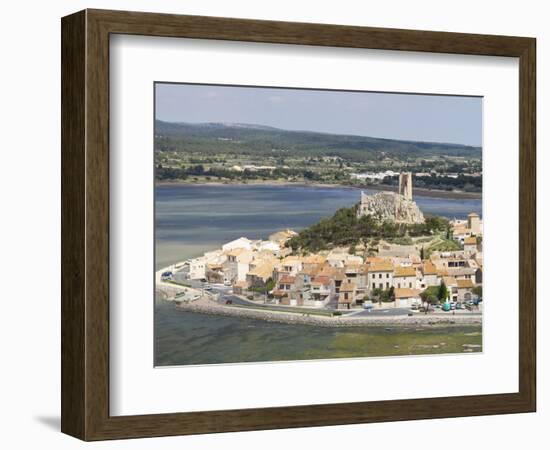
[
  {"x1": 350, "y1": 307, "x2": 413, "y2": 317},
  {"x1": 172, "y1": 267, "x2": 481, "y2": 318}
]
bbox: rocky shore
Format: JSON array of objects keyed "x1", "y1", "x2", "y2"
[{"x1": 174, "y1": 299, "x2": 482, "y2": 329}]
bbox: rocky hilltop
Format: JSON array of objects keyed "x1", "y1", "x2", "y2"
[{"x1": 357, "y1": 191, "x2": 425, "y2": 224}]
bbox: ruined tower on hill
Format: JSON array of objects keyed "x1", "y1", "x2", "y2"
[
  {"x1": 399, "y1": 172, "x2": 413, "y2": 200},
  {"x1": 357, "y1": 172, "x2": 424, "y2": 224}
]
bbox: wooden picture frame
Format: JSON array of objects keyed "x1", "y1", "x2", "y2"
[{"x1": 61, "y1": 9, "x2": 536, "y2": 441}]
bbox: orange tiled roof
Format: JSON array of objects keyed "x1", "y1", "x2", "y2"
[
  {"x1": 368, "y1": 261, "x2": 394, "y2": 272},
  {"x1": 422, "y1": 261, "x2": 438, "y2": 275},
  {"x1": 339, "y1": 283, "x2": 357, "y2": 292},
  {"x1": 278, "y1": 275, "x2": 296, "y2": 284},
  {"x1": 394, "y1": 288, "x2": 421, "y2": 298},
  {"x1": 456, "y1": 279, "x2": 475, "y2": 289},
  {"x1": 394, "y1": 266, "x2": 416, "y2": 277}
]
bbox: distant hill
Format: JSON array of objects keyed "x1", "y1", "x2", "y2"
[{"x1": 155, "y1": 120, "x2": 482, "y2": 162}]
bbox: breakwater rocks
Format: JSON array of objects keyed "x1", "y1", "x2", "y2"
[{"x1": 174, "y1": 300, "x2": 481, "y2": 328}]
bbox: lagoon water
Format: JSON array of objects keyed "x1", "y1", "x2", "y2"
[
  {"x1": 154, "y1": 184, "x2": 482, "y2": 366},
  {"x1": 155, "y1": 184, "x2": 482, "y2": 269}
]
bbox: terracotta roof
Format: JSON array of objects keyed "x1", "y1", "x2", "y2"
[
  {"x1": 468, "y1": 212, "x2": 480, "y2": 217},
  {"x1": 278, "y1": 275, "x2": 296, "y2": 284},
  {"x1": 453, "y1": 226, "x2": 468, "y2": 234},
  {"x1": 394, "y1": 266, "x2": 416, "y2": 277},
  {"x1": 464, "y1": 236, "x2": 477, "y2": 245},
  {"x1": 233, "y1": 280, "x2": 248, "y2": 288},
  {"x1": 442, "y1": 276, "x2": 457, "y2": 287},
  {"x1": 368, "y1": 261, "x2": 394, "y2": 272},
  {"x1": 281, "y1": 256, "x2": 302, "y2": 265},
  {"x1": 332, "y1": 271, "x2": 346, "y2": 281},
  {"x1": 422, "y1": 261, "x2": 438, "y2": 275},
  {"x1": 303, "y1": 255, "x2": 326, "y2": 264},
  {"x1": 247, "y1": 263, "x2": 274, "y2": 279},
  {"x1": 339, "y1": 283, "x2": 357, "y2": 292},
  {"x1": 446, "y1": 267, "x2": 476, "y2": 276},
  {"x1": 299, "y1": 265, "x2": 321, "y2": 277},
  {"x1": 394, "y1": 288, "x2": 421, "y2": 298},
  {"x1": 311, "y1": 275, "x2": 331, "y2": 286},
  {"x1": 272, "y1": 289, "x2": 289, "y2": 298},
  {"x1": 366, "y1": 257, "x2": 385, "y2": 264},
  {"x1": 456, "y1": 279, "x2": 475, "y2": 289}
]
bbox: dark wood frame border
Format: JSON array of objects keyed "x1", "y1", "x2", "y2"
[{"x1": 61, "y1": 9, "x2": 536, "y2": 441}]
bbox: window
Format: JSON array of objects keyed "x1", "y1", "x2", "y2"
[
  {"x1": 386, "y1": 273, "x2": 389, "y2": 278},
  {"x1": 379, "y1": 273, "x2": 382, "y2": 279},
  {"x1": 386, "y1": 282, "x2": 390, "y2": 289},
  {"x1": 409, "y1": 282, "x2": 412, "y2": 288},
  {"x1": 398, "y1": 283, "x2": 401, "y2": 288}
]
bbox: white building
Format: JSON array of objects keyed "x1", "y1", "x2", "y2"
[
  {"x1": 223, "y1": 248, "x2": 255, "y2": 282},
  {"x1": 188, "y1": 250, "x2": 226, "y2": 280},
  {"x1": 222, "y1": 237, "x2": 253, "y2": 252},
  {"x1": 189, "y1": 256, "x2": 207, "y2": 280},
  {"x1": 368, "y1": 261, "x2": 394, "y2": 290},
  {"x1": 254, "y1": 240, "x2": 281, "y2": 254},
  {"x1": 393, "y1": 266, "x2": 417, "y2": 290}
]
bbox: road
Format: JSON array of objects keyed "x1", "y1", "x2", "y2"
[
  {"x1": 172, "y1": 266, "x2": 481, "y2": 318},
  {"x1": 349, "y1": 307, "x2": 412, "y2": 317}
]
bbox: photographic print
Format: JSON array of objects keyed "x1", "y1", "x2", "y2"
[{"x1": 154, "y1": 83, "x2": 483, "y2": 367}]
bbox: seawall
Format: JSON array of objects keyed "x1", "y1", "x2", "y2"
[{"x1": 174, "y1": 300, "x2": 482, "y2": 329}]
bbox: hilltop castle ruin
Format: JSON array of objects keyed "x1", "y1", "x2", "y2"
[
  {"x1": 398, "y1": 172, "x2": 413, "y2": 200},
  {"x1": 357, "y1": 172, "x2": 424, "y2": 224}
]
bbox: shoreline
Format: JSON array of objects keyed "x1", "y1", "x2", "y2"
[
  {"x1": 155, "y1": 179, "x2": 482, "y2": 200},
  {"x1": 173, "y1": 298, "x2": 482, "y2": 329}
]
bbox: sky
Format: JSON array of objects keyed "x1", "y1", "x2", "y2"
[{"x1": 155, "y1": 83, "x2": 482, "y2": 147}]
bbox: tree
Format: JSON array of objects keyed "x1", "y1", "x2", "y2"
[
  {"x1": 249, "y1": 278, "x2": 274, "y2": 302},
  {"x1": 420, "y1": 286, "x2": 440, "y2": 303},
  {"x1": 472, "y1": 285, "x2": 482, "y2": 299},
  {"x1": 265, "y1": 278, "x2": 275, "y2": 292},
  {"x1": 438, "y1": 281, "x2": 448, "y2": 302},
  {"x1": 371, "y1": 288, "x2": 383, "y2": 306}
]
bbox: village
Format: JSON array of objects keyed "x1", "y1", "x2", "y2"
[{"x1": 157, "y1": 173, "x2": 483, "y2": 321}]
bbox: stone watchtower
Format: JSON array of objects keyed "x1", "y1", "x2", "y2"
[{"x1": 398, "y1": 172, "x2": 413, "y2": 200}]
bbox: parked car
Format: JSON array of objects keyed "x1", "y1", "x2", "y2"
[
  {"x1": 203, "y1": 284, "x2": 213, "y2": 291},
  {"x1": 161, "y1": 271, "x2": 173, "y2": 281},
  {"x1": 225, "y1": 299, "x2": 233, "y2": 305},
  {"x1": 223, "y1": 280, "x2": 232, "y2": 286}
]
